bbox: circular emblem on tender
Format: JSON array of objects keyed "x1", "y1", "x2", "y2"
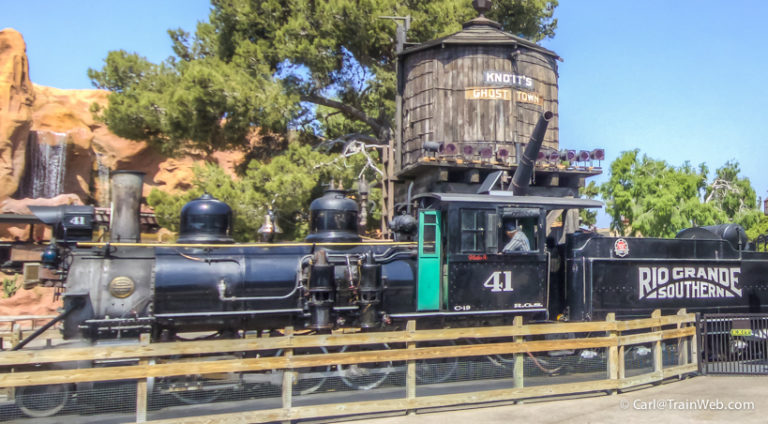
[
  {"x1": 109, "y1": 276, "x2": 135, "y2": 298},
  {"x1": 614, "y1": 238, "x2": 629, "y2": 257}
]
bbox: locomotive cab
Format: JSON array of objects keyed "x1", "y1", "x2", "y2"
[{"x1": 411, "y1": 192, "x2": 602, "y2": 322}]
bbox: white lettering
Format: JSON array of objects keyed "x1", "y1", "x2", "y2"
[{"x1": 638, "y1": 266, "x2": 743, "y2": 300}]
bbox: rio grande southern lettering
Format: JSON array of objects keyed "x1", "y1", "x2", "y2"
[{"x1": 638, "y1": 266, "x2": 742, "y2": 300}]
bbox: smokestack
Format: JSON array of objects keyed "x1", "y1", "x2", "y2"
[
  {"x1": 110, "y1": 171, "x2": 145, "y2": 242},
  {"x1": 510, "y1": 111, "x2": 554, "y2": 195}
]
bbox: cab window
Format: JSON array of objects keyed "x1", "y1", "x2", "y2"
[{"x1": 460, "y1": 209, "x2": 485, "y2": 253}]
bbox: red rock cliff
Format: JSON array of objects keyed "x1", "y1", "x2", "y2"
[{"x1": 0, "y1": 28, "x2": 247, "y2": 208}]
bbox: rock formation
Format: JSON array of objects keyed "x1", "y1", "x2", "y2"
[
  {"x1": 0, "y1": 28, "x2": 249, "y2": 217},
  {"x1": 0, "y1": 29, "x2": 245, "y2": 206},
  {"x1": 0, "y1": 28, "x2": 34, "y2": 201}
]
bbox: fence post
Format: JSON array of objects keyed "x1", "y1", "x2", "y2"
[
  {"x1": 606, "y1": 313, "x2": 618, "y2": 393},
  {"x1": 676, "y1": 309, "x2": 689, "y2": 375},
  {"x1": 281, "y1": 326, "x2": 295, "y2": 424},
  {"x1": 406, "y1": 320, "x2": 417, "y2": 415},
  {"x1": 10, "y1": 323, "x2": 21, "y2": 348},
  {"x1": 651, "y1": 309, "x2": 663, "y2": 380},
  {"x1": 136, "y1": 333, "x2": 150, "y2": 423},
  {"x1": 513, "y1": 316, "x2": 524, "y2": 390}
]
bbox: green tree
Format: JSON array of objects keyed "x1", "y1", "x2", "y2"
[
  {"x1": 600, "y1": 150, "x2": 725, "y2": 237},
  {"x1": 579, "y1": 180, "x2": 599, "y2": 227},
  {"x1": 600, "y1": 150, "x2": 764, "y2": 239},
  {"x1": 148, "y1": 142, "x2": 383, "y2": 241},
  {"x1": 89, "y1": 0, "x2": 558, "y2": 154}
]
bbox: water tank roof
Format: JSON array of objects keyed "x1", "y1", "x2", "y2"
[{"x1": 399, "y1": 19, "x2": 559, "y2": 60}]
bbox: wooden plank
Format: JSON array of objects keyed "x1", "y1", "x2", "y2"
[
  {"x1": 142, "y1": 379, "x2": 621, "y2": 424},
  {"x1": 618, "y1": 371, "x2": 663, "y2": 389},
  {"x1": 0, "y1": 336, "x2": 618, "y2": 388},
  {"x1": 617, "y1": 314, "x2": 696, "y2": 331},
  {"x1": 617, "y1": 327, "x2": 694, "y2": 346},
  {"x1": 661, "y1": 363, "x2": 698, "y2": 379}
]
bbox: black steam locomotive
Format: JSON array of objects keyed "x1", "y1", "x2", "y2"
[
  {"x1": 21, "y1": 112, "x2": 768, "y2": 345},
  {"x1": 7, "y1": 112, "x2": 768, "y2": 417}
]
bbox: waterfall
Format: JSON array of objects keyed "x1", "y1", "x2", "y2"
[
  {"x1": 95, "y1": 153, "x2": 110, "y2": 206},
  {"x1": 16, "y1": 131, "x2": 68, "y2": 199}
]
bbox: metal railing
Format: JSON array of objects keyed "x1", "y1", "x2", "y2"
[{"x1": 699, "y1": 313, "x2": 768, "y2": 375}]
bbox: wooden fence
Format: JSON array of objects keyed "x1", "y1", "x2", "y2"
[{"x1": 0, "y1": 309, "x2": 698, "y2": 423}]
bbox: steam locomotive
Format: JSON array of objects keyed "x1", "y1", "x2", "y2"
[
  {"x1": 7, "y1": 111, "x2": 768, "y2": 418},
  {"x1": 20, "y1": 112, "x2": 768, "y2": 345}
]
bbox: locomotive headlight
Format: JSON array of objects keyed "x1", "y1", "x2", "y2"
[{"x1": 109, "y1": 276, "x2": 136, "y2": 298}]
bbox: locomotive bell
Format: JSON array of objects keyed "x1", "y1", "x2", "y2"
[
  {"x1": 305, "y1": 188, "x2": 362, "y2": 243},
  {"x1": 177, "y1": 193, "x2": 234, "y2": 243}
]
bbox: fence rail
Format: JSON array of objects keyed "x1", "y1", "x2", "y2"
[{"x1": 0, "y1": 309, "x2": 698, "y2": 423}]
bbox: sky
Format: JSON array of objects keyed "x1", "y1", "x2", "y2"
[{"x1": 2, "y1": 1, "x2": 767, "y2": 227}]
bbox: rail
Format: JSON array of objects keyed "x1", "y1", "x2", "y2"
[{"x1": 0, "y1": 309, "x2": 697, "y2": 423}]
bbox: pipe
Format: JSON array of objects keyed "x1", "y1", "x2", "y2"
[
  {"x1": 406, "y1": 181, "x2": 414, "y2": 215},
  {"x1": 110, "y1": 171, "x2": 145, "y2": 243},
  {"x1": 11, "y1": 298, "x2": 84, "y2": 351},
  {"x1": 510, "y1": 111, "x2": 554, "y2": 195}
]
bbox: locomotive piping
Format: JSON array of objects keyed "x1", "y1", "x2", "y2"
[
  {"x1": 11, "y1": 298, "x2": 84, "y2": 350},
  {"x1": 216, "y1": 255, "x2": 309, "y2": 302},
  {"x1": 77, "y1": 241, "x2": 417, "y2": 248}
]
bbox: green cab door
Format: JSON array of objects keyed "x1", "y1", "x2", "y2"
[{"x1": 417, "y1": 210, "x2": 441, "y2": 311}]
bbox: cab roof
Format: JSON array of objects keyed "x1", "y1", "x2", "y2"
[{"x1": 414, "y1": 192, "x2": 603, "y2": 210}]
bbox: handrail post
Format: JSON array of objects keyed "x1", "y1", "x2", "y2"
[
  {"x1": 513, "y1": 316, "x2": 524, "y2": 390},
  {"x1": 135, "y1": 333, "x2": 150, "y2": 423},
  {"x1": 281, "y1": 326, "x2": 295, "y2": 424},
  {"x1": 405, "y1": 320, "x2": 417, "y2": 415},
  {"x1": 651, "y1": 309, "x2": 663, "y2": 380},
  {"x1": 606, "y1": 313, "x2": 619, "y2": 393}
]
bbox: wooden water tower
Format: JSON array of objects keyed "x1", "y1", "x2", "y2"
[{"x1": 390, "y1": 1, "x2": 601, "y2": 207}]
